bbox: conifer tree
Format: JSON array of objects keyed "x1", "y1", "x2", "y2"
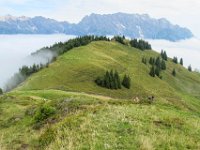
[
  {"x1": 163, "y1": 51, "x2": 168, "y2": 61},
  {"x1": 122, "y1": 75, "x2": 131, "y2": 89},
  {"x1": 155, "y1": 67, "x2": 160, "y2": 77},
  {"x1": 155, "y1": 57, "x2": 161, "y2": 69},
  {"x1": 172, "y1": 68, "x2": 176, "y2": 76},
  {"x1": 0, "y1": 88, "x2": 3, "y2": 95},
  {"x1": 161, "y1": 60, "x2": 166, "y2": 70},
  {"x1": 180, "y1": 58, "x2": 183, "y2": 66},
  {"x1": 149, "y1": 66, "x2": 155, "y2": 77},
  {"x1": 173, "y1": 57, "x2": 178, "y2": 64},
  {"x1": 105, "y1": 71, "x2": 110, "y2": 88},
  {"x1": 114, "y1": 71, "x2": 121, "y2": 89},
  {"x1": 188, "y1": 65, "x2": 192, "y2": 72}
]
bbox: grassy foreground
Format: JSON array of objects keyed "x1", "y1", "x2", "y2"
[{"x1": 0, "y1": 41, "x2": 200, "y2": 149}]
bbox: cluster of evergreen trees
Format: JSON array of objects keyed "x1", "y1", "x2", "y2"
[
  {"x1": 172, "y1": 56, "x2": 184, "y2": 66},
  {"x1": 161, "y1": 50, "x2": 168, "y2": 61},
  {"x1": 113, "y1": 36, "x2": 126, "y2": 45},
  {"x1": 142, "y1": 57, "x2": 147, "y2": 64},
  {"x1": 19, "y1": 63, "x2": 47, "y2": 77},
  {"x1": 51, "y1": 36, "x2": 110, "y2": 55},
  {"x1": 149, "y1": 56, "x2": 166, "y2": 78},
  {"x1": 172, "y1": 57, "x2": 178, "y2": 64},
  {"x1": 5, "y1": 62, "x2": 51, "y2": 92},
  {"x1": 130, "y1": 39, "x2": 152, "y2": 50},
  {"x1": 95, "y1": 70, "x2": 131, "y2": 89}
]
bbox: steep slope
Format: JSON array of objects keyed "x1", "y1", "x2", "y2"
[
  {"x1": 0, "y1": 41, "x2": 200, "y2": 149},
  {"x1": 18, "y1": 41, "x2": 200, "y2": 109}
]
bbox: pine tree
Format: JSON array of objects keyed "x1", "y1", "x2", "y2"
[
  {"x1": 155, "y1": 57, "x2": 161, "y2": 69},
  {"x1": 109, "y1": 70, "x2": 115, "y2": 89},
  {"x1": 149, "y1": 66, "x2": 155, "y2": 77},
  {"x1": 180, "y1": 58, "x2": 183, "y2": 66},
  {"x1": 163, "y1": 51, "x2": 168, "y2": 61},
  {"x1": 142, "y1": 57, "x2": 147, "y2": 64},
  {"x1": 105, "y1": 71, "x2": 110, "y2": 88},
  {"x1": 0, "y1": 88, "x2": 3, "y2": 95},
  {"x1": 114, "y1": 71, "x2": 121, "y2": 89},
  {"x1": 155, "y1": 67, "x2": 160, "y2": 77},
  {"x1": 173, "y1": 57, "x2": 178, "y2": 64},
  {"x1": 172, "y1": 68, "x2": 176, "y2": 76},
  {"x1": 188, "y1": 65, "x2": 192, "y2": 72},
  {"x1": 149, "y1": 57, "x2": 153, "y2": 65},
  {"x1": 122, "y1": 75, "x2": 131, "y2": 89},
  {"x1": 161, "y1": 60, "x2": 166, "y2": 70}
]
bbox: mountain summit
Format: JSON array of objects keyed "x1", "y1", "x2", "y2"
[{"x1": 0, "y1": 13, "x2": 193, "y2": 41}]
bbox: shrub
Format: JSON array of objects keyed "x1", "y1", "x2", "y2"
[
  {"x1": 34, "y1": 105, "x2": 56, "y2": 123},
  {"x1": 172, "y1": 68, "x2": 176, "y2": 76},
  {"x1": 188, "y1": 65, "x2": 192, "y2": 72},
  {"x1": 0, "y1": 88, "x2": 3, "y2": 95}
]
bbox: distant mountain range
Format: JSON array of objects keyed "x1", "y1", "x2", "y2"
[{"x1": 0, "y1": 13, "x2": 193, "y2": 41}]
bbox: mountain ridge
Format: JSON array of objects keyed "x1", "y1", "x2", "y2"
[
  {"x1": 0, "y1": 13, "x2": 193, "y2": 41},
  {"x1": 0, "y1": 38, "x2": 200, "y2": 149}
]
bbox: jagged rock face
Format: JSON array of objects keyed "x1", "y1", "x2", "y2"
[{"x1": 0, "y1": 13, "x2": 193, "y2": 41}]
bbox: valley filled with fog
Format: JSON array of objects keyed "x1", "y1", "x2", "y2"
[{"x1": 0, "y1": 34, "x2": 199, "y2": 89}]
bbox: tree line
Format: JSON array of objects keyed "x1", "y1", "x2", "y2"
[
  {"x1": 49, "y1": 35, "x2": 110, "y2": 55},
  {"x1": 130, "y1": 39, "x2": 152, "y2": 50},
  {"x1": 95, "y1": 70, "x2": 131, "y2": 89}
]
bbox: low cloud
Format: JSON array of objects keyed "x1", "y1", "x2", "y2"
[
  {"x1": 0, "y1": 34, "x2": 74, "y2": 90},
  {"x1": 148, "y1": 38, "x2": 200, "y2": 70}
]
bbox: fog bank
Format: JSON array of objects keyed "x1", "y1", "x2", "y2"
[
  {"x1": 148, "y1": 38, "x2": 200, "y2": 71},
  {"x1": 0, "y1": 34, "x2": 75, "y2": 89}
]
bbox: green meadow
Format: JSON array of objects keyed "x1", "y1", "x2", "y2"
[{"x1": 0, "y1": 41, "x2": 200, "y2": 149}]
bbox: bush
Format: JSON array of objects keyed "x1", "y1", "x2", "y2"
[
  {"x1": 34, "y1": 105, "x2": 56, "y2": 123},
  {"x1": 172, "y1": 68, "x2": 176, "y2": 76},
  {"x1": 188, "y1": 65, "x2": 192, "y2": 72},
  {"x1": 0, "y1": 88, "x2": 3, "y2": 95}
]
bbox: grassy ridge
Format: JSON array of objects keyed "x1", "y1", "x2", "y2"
[
  {"x1": 0, "y1": 41, "x2": 200, "y2": 149},
  {"x1": 18, "y1": 41, "x2": 200, "y2": 109}
]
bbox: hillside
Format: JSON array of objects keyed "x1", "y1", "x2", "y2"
[
  {"x1": 0, "y1": 41, "x2": 200, "y2": 149},
  {"x1": 0, "y1": 13, "x2": 193, "y2": 41}
]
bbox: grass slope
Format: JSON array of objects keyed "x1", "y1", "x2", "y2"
[{"x1": 0, "y1": 41, "x2": 200, "y2": 149}]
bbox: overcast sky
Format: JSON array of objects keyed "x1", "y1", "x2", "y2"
[{"x1": 0, "y1": 0, "x2": 200, "y2": 38}]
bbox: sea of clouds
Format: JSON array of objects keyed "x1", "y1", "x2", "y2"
[
  {"x1": 0, "y1": 34, "x2": 75, "y2": 89},
  {"x1": 148, "y1": 38, "x2": 200, "y2": 71}
]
